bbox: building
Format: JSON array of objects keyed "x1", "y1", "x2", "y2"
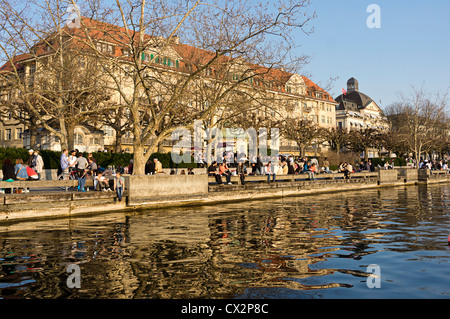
[
  {"x1": 0, "y1": 17, "x2": 338, "y2": 157},
  {"x1": 334, "y1": 77, "x2": 390, "y2": 132},
  {"x1": 22, "y1": 125, "x2": 104, "y2": 152}
]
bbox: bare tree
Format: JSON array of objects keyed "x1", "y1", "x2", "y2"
[
  {"x1": 345, "y1": 128, "x2": 379, "y2": 161},
  {"x1": 323, "y1": 127, "x2": 348, "y2": 161},
  {"x1": 71, "y1": 0, "x2": 315, "y2": 174},
  {"x1": 280, "y1": 117, "x2": 325, "y2": 157},
  {"x1": 385, "y1": 88, "x2": 448, "y2": 161},
  {"x1": 0, "y1": 0, "x2": 115, "y2": 150}
]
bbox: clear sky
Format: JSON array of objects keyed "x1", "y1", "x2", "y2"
[{"x1": 293, "y1": 0, "x2": 450, "y2": 110}]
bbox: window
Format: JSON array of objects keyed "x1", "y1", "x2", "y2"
[
  {"x1": 338, "y1": 122, "x2": 343, "y2": 129},
  {"x1": 103, "y1": 125, "x2": 114, "y2": 137},
  {"x1": 74, "y1": 133, "x2": 84, "y2": 145},
  {"x1": 16, "y1": 128, "x2": 22, "y2": 139},
  {"x1": 5, "y1": 129, "x2": 11, "y2": 140},
  {"x1": 90, "y1": 137, "x2": 101, "y2": 145},
  {"x1": 97, "y1": 42, "x2": 114, "y2": 54},
  {"x1": 321, "y1": 115, "x2": 325, "y2": 123}
]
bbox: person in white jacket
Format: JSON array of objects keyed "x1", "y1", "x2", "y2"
[{"x1": 33, "y1": 150, "x2": 45, "y2": 180}]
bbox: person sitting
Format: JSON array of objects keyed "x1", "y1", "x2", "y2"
[
  {"x1": 208, "y1": 162, "x2": 222, "y2": 185},
  {"x1": 343, "y1": 162, "x2": 353, "y2": 179},
  {"x1": 219, "y1": 162, "x2": 232, "y2": 185},
  {"x1": 94, "y1": 172, "x2": 109, "y2": 191},
  {"x1": 265, "y1": 161, "x2": 276, "y2": 183},
  {"x1": 14, "y1": 158, "x2": 29, "y2": 193},
  {"x1": 307, "y1": 163, "x2": 317, "y2": 181},
  {"x1": 1, "y1": 158, "x2": 16, "y2": 194}
]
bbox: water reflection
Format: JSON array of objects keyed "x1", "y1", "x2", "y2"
[{"x1": 0, "y1": 184, "x2": 449, "y2": 299}]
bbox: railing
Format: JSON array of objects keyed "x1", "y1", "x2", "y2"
[
  {"x1": 208, "y1": 171, "x2": 379, "y2": 185},
  {"x1": 0, "y1": 178, "x2": 117, "y2": 193}
]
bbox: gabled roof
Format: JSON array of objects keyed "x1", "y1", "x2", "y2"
[{"x1": 1, "y1": 16, "x2": 335, "y2": 103}]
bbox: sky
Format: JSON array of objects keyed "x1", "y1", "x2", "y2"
[{"x1": 293, "y1": 0, "x2": 450, "y2": 110}]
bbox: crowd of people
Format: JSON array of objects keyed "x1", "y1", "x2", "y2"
[
  {"x1": 1, "y1": 149, "x2": 44, "y2": 193},
  {"x1": 2, "y1": 147, "x2": 449, "y2": 197},
  {"x1": 59, "y1": 149, "x2": 125, "y2": 201},
  {"x1": 206, "y1": 153, "x2": 336, "y2": 185}
]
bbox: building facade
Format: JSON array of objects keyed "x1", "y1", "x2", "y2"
[{"x1": 0, "y1": 17, "x2": 338, "y2": 157}]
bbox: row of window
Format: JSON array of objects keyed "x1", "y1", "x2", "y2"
[
  {"x1": 141, "y1": 52, "x2": 180, "y2": 68},
  {"x1": 1, "y1": 128, "x2": 22, "y2": 140}
]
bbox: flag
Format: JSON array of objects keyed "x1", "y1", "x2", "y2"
[{"x1": 342, "y1": 88, "x2": 347, "y2": 95}]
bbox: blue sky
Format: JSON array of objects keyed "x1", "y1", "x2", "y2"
[{"x1": 294, "y1": 0, "x2": 450, "y2": 109}]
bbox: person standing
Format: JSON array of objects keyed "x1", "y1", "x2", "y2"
[
  {"x1": 237, "y1": 161, "x2": 247, "y2": 185},
  {"x1": 60, "y1": 149, "x2": 70, "y2": 174},
  {"x1": 114, "y1": 171, "x2": 125, "y2": 202},
  {"x1": 32, "y1": 150, "x2": 44, "y2": 180},
  {"x1": 27, "y1": 149, "x2": 34, "y2": 168},
  {"x1": 76, "y1": 152, "x2": 88, "y2": 192},
  {"x1": 69, "y1": 150, "x2": 77, "y2": 172},
  {"x1": 145, "y1": 158, "x2": 155, "y2": 175},
  {"x1": 154, "y1": 158, "x2": 163, "y2": 173}
]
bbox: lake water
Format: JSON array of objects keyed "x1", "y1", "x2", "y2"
[{"x1": 0, "y1": 183, "x2": 449, "y2": 299}]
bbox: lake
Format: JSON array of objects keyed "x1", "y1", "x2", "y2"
[{"x1": 0, "y1": 183, "x2": 449, "y2": 299}]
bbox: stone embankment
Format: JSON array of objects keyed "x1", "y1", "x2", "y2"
[{"x1": 0, "y1": 168, "x2": 448, "y2": 222}]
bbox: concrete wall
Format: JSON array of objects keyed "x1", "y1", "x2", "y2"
[
  {"x1": 418, "y1": 169, "x2": 429, "y2": 181},
  {"x1": 125, "y1": 174, "x2": 209, "y2": 205},
  {"x1": 378, "y1": 169, "x2": 398, "y2": 184},
  {"x1": 397, "y1": 168, "x2": 418, "y2": 182}
]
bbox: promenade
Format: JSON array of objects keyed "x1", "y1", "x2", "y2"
[{"x1": 0, "y1": 168, "x2": 449, "y2": 223}]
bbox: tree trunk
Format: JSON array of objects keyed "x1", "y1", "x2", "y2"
[
  {"x1": 336, "y1": 144, "x2": 341, "y2": 162},
  {"x1": 299, "y1": 145, "x2": 306, "y2": 157},
  {"x1": 132, "y1": 143, "x2": 145, "y2": 175},
  {"x1": 29, "y1": 129, "x2": 37, "y2": 150},
  {"x1": 115, "y1": 132, "x2": 123, "y2": 153},
  {"x1": 66, "y1": 125, "x2": 75, "y2": 151}
]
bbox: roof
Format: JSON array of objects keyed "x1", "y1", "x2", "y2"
[
  {"x1": 334, "y1": 90, "x2": 384, "y2": 115},
  {"x1": 1, "y1": 16, "x2": 335, "y2": 103}
]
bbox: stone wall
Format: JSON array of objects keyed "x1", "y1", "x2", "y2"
[
  {"x1": 378, "y1": 169, "x2": 399, "y2": 184},
  {"x1": 397, "y1": 168, "x2": 419, "y2": 182},
  {"x1": 125, "y1": 174, "x2": 209, "y2": 205}
]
